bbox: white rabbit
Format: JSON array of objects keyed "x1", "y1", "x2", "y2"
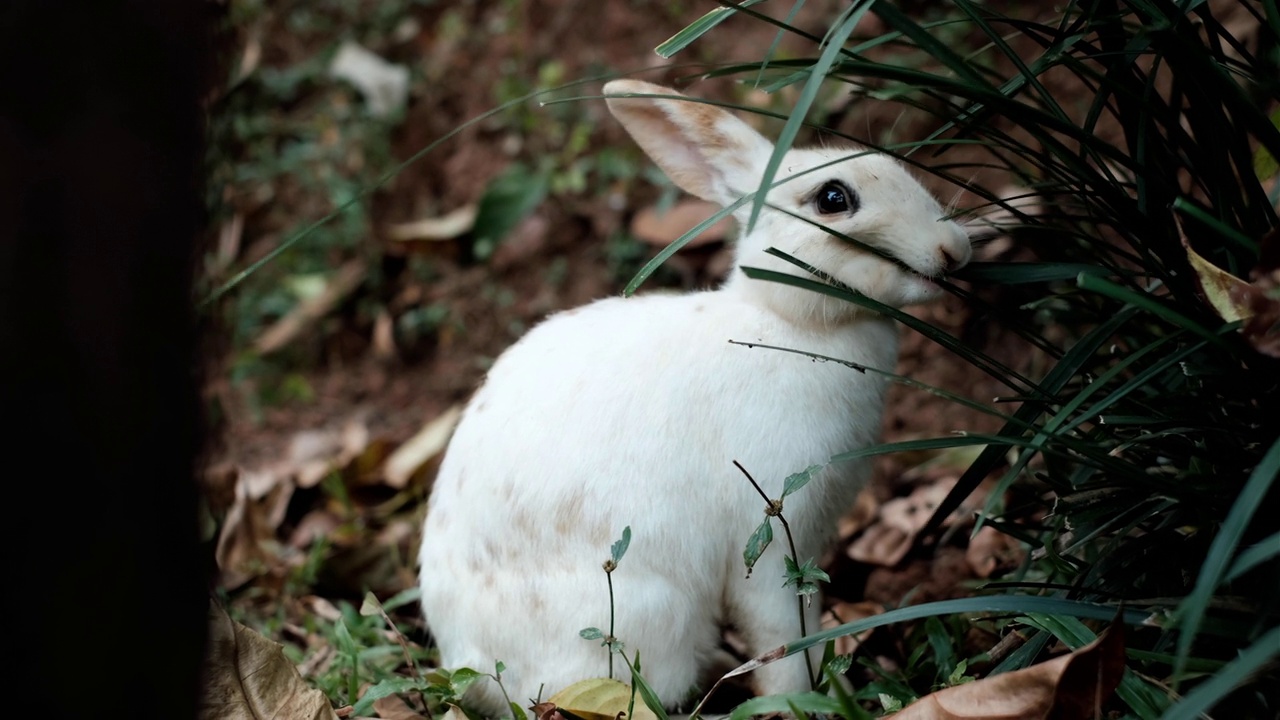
[{"x1": 417, "y1": 79, "x2": 971, "y2": 714}]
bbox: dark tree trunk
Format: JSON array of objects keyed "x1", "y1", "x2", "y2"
[{"x1": 0, "y1": 2, "x2": 213, "y2": 716}]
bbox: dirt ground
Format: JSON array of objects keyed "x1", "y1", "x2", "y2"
[{"x1": 204, "y1": 0, "x2": 1046, "y2": 706}]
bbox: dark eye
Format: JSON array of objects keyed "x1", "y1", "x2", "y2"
[{"x1": 814, "y1": 181, "x2": 857, "y2": 215}]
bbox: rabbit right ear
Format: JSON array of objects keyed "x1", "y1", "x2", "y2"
[{"x1": 604, "y1": 80, "x2": 773, "y2": 206}]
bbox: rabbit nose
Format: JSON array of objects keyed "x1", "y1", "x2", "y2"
[{"x1": 939, "y1": 247, "x2": 963, "y2": 275}]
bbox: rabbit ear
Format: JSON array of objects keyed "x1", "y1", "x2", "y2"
[{"x1": 605, "y1": 80, "x2": 773, "y2": 206}]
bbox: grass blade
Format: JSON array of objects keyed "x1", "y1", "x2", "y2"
[
  {"x1": 1161, "y1": 626, "x2": 1280, "y2": 720},
  {"x1": 745, "y1": 2, "x2": 871, "y2": 231},
  {"x1": 1170, "y1": 435, "x2": 1280, "y2": 682},
  {"x1": 655, "y1": 0, "x2": 768, "y2": 58}
]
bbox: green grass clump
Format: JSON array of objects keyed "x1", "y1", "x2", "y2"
[{"x1": 655, "y1": 1, "x2": 1279, "y2": 717}]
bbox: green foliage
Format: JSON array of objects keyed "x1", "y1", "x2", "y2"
[
  {"x1": 660, "y1": 0, "x2": 1279, "y2": 716},
  {"x1": 742, "y1": 516, "x2": 774, "y2": 575},
  {"x1": 472, "y1": 162, "x2": 552, "y2": 260}
]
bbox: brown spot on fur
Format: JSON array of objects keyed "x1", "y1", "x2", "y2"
[
  {"x1": 555, "y1": 490, "x2": 586, "y2": 536},
  {"x1": 514, "y1": 509, "x2": 535, "y2": 534},
  {"x1": 482, "y1": 572, "x2": 495, "y2": 589}
]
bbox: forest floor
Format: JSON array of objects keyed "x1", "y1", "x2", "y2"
[{"x1": 202, "y1": 0, "x2": 1045, "y2": 714}]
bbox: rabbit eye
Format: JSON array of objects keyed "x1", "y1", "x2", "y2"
[{"x1": 814, "y1": 181, "x2": 857, "y2": 215}]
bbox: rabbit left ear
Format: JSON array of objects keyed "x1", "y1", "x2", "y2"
[{"x1": 604, "y1": 80, "x2": 772, "y2": 206}]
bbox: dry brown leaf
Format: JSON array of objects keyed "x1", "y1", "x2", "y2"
[
  {"x1": 291, "y1": 415, "x2": 374, "y2": 489},
  {"x1": 492, "y1": 214, "x2": 551, "y2": 270},
  {"x1": 373, "y1": 309, "x2": 397, "y2": 360},
  {"x1": 966, "y1": 525, "x2": 1026, "y2": 579},
  {"x1": 200, "y1": 604, "x2": 339, "y2": 720},
  {"x1": 255, "y1": 259, "x2": 367, "y2": 355},
  {"x1": 372, "y1": 693, "x2": 429, "y2": 720},
  {"x1": 630, "y1": 199, "x2": 733, "y2": 248},
  {"x1": 383, "y1": 404, "x2": 464, "y2": 488},
  {"x1": 838, "y1": 488, "x2": 881, "y2": 541},
  {"x1": 215, "y1": 467, "x2": 295, "y2": 588},
  {"x1": 544, "y1": 678, "x2": 659, "y2": 720},
  {"x1": 1238, "y1": 227, "x2": 1280, "y2": 357},
  {"x1": 821, "y1": 600, "x2": 884, "y2": 655},
  {"x1": 386, "y1": 204, "x2": 478, "y2": 241},
  {"x1": 848, "y1": 480, "x2": 956, "y2": 566},
  {"x1": 891, "y1": 623, "x2": 1126, "y2": 719}
]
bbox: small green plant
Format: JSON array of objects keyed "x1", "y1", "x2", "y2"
[
  {"x1": 580, "y1": 525, "x2": 632, "y2": 680},
  {"x1": 735, "y1": 460, "x2": 829, "y2": 690},
  {"x1": 344, "y1": 590, "x2": 528, "y2": 719}
]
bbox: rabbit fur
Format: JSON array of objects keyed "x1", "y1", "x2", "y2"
[{"x1": 417, "y1": 79, "x2": 971, "y2": 714}]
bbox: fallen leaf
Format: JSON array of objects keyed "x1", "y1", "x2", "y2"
[
  {"x1": 491, "y1": 214, "x2": 551, "y2": 270},
  {"x1": 255, "y1": 259, "x2": 367, "y2": 356},
  {"x1": 1184, "y1": 237, "x2": 1252, "y2": 323},
  {"x1": 821, "y1": 601, "x2": 884, "y2": 656},
  {"x1": 630, "y1": 199, "x2": 733, "y2": 248},
  {"x1": 386, "y1": 205, "x2": 479, "y2": 241},
  {"x1": 373, "y1": 309, "x2": 397, "y2": 360},
  {"x1": 966, "y1": 525, "x2": 1026, "y2": 579},
  {"x1": 215, "y1": 467, "x2": 295, "y2": 588},
  {"x1": 329, "y1": 40, "x2": 409, "y2": 118},
  {"x1": 1184, "y1": 227, "x2": 1280, "y2": 357},
  {"x1": 837, "y1": 490, "x2": 881, "y2": 542},
  {"x1": 383, "y1": 404, "x2": 464, "y2": 488},
  {"x1": 200, "y1": 604, "x2": 339, "y2": 720},
  {"x1": 545, "y1": 678, "x2": 659, "y2": 720},
  {"x1": 372, "y1": 694, "x2": 429, "y2": 720},
  {"x1": 848, "y1": 480, "x2": 958, "y2": 566},
  {"x1": 891, "y1": 623, "x2": 1126, "y2": 719},
  {"x1": 1237, "y1": 227, "x2": 1280, "y2": 357},
  {"x1": 298, "y1": 644, "x2": 337, "y2": 680}
]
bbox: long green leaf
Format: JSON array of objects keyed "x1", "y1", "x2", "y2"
[
  {"x1": 1161, "y1": 626, "x2": 1280, "y2": 720},
  {"x1": 1170, "y1": 435, "x2": 1280, "y2": 682},
  {"x1": 745, "y1": 3, "x2": 870, "y2": 231},
  {"x1": 655, "y1": 0, "x2": 768, "y2": 58},
  {"x1": 921, "y1": 304, "x2": 1143, "y2": 538},
  {"x1": 1076, "y1": 273, "x2": 1231, "y2": 347},
  {"x1": 745, "y1": 595, "x2": 1160, "y2": 664}
]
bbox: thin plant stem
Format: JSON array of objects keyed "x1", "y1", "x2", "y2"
[
  {"x1": 732, "y1": 460, "x2": 818, "y2": 689},
  {"x1": 607, "y1": 569, "x2": 616, "y2": 680}
]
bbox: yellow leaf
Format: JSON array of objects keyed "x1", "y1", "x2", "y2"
[
  {"x1": 1184, "y1": 238, "x2": 1252, "y2": 323},
  {"x1": 543, "y1": 678, "x2": 658, "y2": 720}
]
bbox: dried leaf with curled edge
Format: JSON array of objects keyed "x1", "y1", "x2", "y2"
[
  {"x1": 1184, "y1": 238, "x2": 1252, "y2": 323},
  {"x1": 1184, "y1": 229, "x2": 1280, "y2": 357},
  {"x1": 891, "y1": 623, "x2": 1126, "y2": 719},
  {"x1": 199, "y1": 603, "x2": 339, "y2": 720},
  {"x1": 541, "y1": 678, "x2": 659, "y2": 720},
  {"x1": 383, "y1": 404, "x2": 464, "y2": 488}
]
